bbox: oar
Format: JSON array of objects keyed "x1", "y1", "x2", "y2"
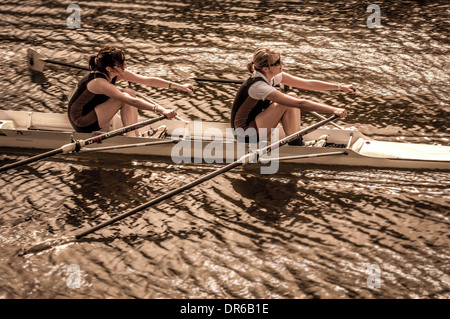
[
  {"x1": 75, "y1": 114, "x2": 339, "y2": 239},
  {"x1": 192, "y1": 77, "x2": 244, "y2": 85},
  {"x1": 80, "y1": 140, "x2": 176, "y2": 153},
  {"x1": 0, "y1": 115, "x2": 166, "y2": 173},
  {"x1": 28, "y1": 51, "x2": 239, "y2": 84},
  {"x1": 261, "y1": 151, "x2": 348, "y2": 162},
  {"x1": 27, "y1": 48, "x2": 89, "y2": 72},
  {"x1": 311, "y1": 112, "x2": 344, "y2": 129}
]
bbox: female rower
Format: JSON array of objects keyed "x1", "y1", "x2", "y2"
[
  {"x1": 231, "y1": 47, "x2": 356, "y2": 144},
  {"x1": 68, "y1": 46, "x2": 194, "y2": 136}
]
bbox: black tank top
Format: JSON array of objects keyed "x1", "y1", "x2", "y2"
[
  {"x1": 230, "y1": 77, "x2": 271, "y2": 130},
  {"x1": 68, "y1": 72, "x2": 117, "y2": 116}
]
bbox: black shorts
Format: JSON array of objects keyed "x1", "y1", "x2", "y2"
[{"x1": 68, "y1": 115, "x2": 101, "y2": 133}]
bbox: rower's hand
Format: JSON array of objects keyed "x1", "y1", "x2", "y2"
[
  {"x1": 342, "y1": 84, "x2": 357, "y2": 94},
  {"x1": 177, "y1": 83, "x2": 195, "y2": 94},
  {"x1": 162, "y1": 108, "x2": 177, "y2": 119},
  {"x1": 334, "y1": 108, "x2": 348, "y2": 119}
]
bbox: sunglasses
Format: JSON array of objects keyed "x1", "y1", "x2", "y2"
[{"x1": 269, "y1": 57, "x2": 281, "y2": 67}]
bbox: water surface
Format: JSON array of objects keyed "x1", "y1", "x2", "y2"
[{"x1": 0, "y1": 0, "x2": 449, "y2": 299}]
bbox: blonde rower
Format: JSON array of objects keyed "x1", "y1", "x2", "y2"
[{"x1": 231, "y1": 47, "x2": 356, "y2": 144}]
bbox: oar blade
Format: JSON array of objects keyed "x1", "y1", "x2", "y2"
[{"x1": 27, "y1": 48, "x2": 46, "y2": 72}]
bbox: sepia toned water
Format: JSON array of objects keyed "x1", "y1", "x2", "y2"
[{"x1": 0, "y1": 0, "x2": 449, "y2": 299}]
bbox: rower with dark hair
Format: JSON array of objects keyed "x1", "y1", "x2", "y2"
[{"x1": 68, "y1": 46, "x2": 194, "y2": 136}]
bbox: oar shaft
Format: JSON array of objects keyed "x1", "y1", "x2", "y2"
[
  {"x1": 80, "y1": 140, "x2": 176, "y2": 153},
  {"x1": 75, "y1": 161, "x2": 243, "y2": 239},
  {"x1": 311, "y1": 112, "x2": 344, "y2": 129},
  {"x1": 261, "y1": 115, "x2": 339, "y2": 156},
  {"x1": 263, "y1": 151, "x2": 348, "y2": 162},
  {"x1": 75, "y1": 115, "x2": 340, "y2": 239},
  {"x1": 42, "y1": 59, "x2": 89, "y2": 71},
  {"x1": 0, "y1": 148, "x2": 63, "y2": 173},
  {"x1": 0, "y1": 115, "x2": 166, "y2": 173},
  {"x1": 82, "y1": 115, "x2": 166, "y2": 146},
  {"x1": 192, "y1": 77, "x2": 244, "y2": 84}
]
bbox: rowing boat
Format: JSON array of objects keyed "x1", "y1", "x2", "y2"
[{"x1": 0, "y1": 110, "x2": 449, "y2": 170}]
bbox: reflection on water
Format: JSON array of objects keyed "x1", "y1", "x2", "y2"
[{"x1": 0, "y1": 0, "x2": 449, "y2": 299}]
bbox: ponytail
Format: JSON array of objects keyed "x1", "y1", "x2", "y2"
[
  {"x1": 88, "y1": 54, "x2": 98, "y2": 71},
  {"x1": 246, "y1": 61, "x2": 254, "y2": 73}
]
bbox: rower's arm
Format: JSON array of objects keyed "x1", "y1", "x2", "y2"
[
  {"x1": 281, "y1": 72, "x2": 340, "y2": 92},
  {"x1": 266, "y1": 90, "x2": 347, "y2": 119},
  {"x1": 87, "y1": 78, "x2": 166, "y2": 113},
  {"x1": 121, "y1": 70, "x2": 171, "y2": 88},
  {"x1": 120, "y1": 70, "x2": 194, "y2": 93}
]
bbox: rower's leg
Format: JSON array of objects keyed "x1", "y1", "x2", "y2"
[
  {"x1": 280, "y1": 92, "x2": 301, "y2": 136},
  {"x1": 94, "y1": 88, "x2": 140, "y2": 137},
  {"x1": 118, "y1": 88, "x2": 140, "y2": 137},
  {"x1": 255, "y1": 92, "x2": 301, "y2": 137},
  {"x1": 255, "y1": 103, "x2": 287, "y2": 140},
  {"x1": 119, "y1": 104, "x2": 139, "y2": 136}
]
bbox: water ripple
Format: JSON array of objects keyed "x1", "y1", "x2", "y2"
[{"x1": 1, "y1": 0, "x2": 449, "y2": 299}]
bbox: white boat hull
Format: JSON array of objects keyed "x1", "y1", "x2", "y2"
[{"x1": 0, "y1": 110, "x2": 449, "y2": 170}]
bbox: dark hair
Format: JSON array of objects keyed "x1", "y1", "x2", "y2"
[{"x1": 88, "y1": 47, "x2": 125, "y2": 74}]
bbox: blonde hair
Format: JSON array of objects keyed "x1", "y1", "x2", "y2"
[{"x1": 246, "y1": 47, "x2": 281, "y2": 73}]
